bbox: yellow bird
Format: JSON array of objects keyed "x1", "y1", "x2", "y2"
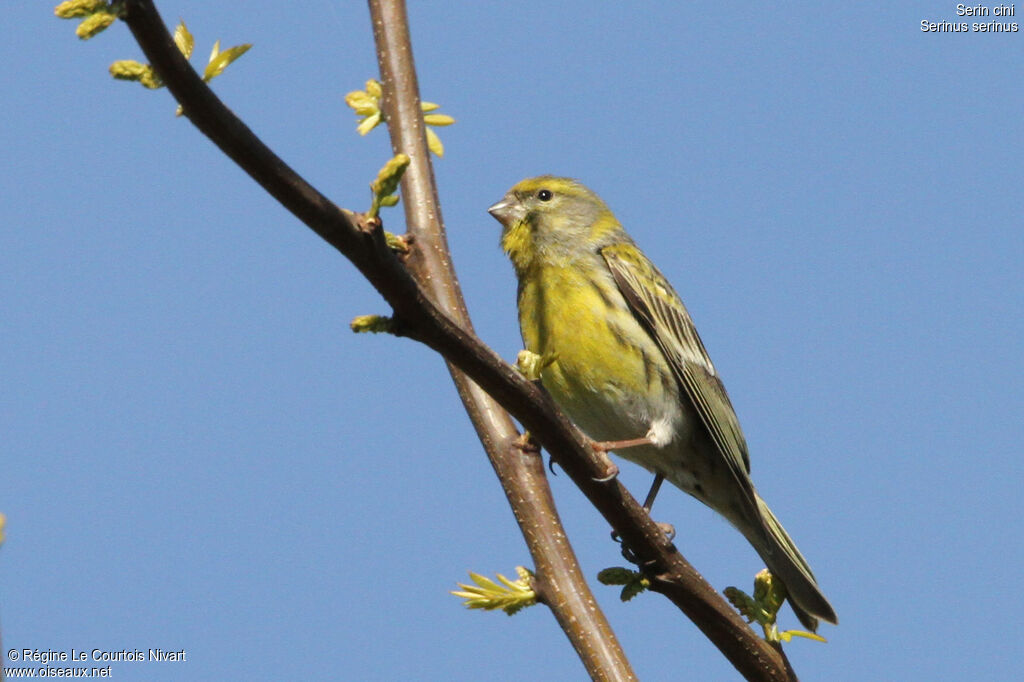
[{"x1": 489, "y1": 176, "x2": 836, "y2": 630}]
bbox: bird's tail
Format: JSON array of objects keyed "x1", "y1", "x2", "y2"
[{"x1": 745, "y1": 495, "x2": 838, "y2": 631}]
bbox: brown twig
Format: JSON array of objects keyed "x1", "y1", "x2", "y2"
[
  {"x1": 368, "y1": 2, "x2": 634, "y2": 679},
  {"x1": 118, "y1": 1, "x2": 795, "y2": 679}
]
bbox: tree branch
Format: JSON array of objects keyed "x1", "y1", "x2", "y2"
[
  {"x1": 367, "y1": 2, "x2": 633, "y2": 679},
  {"x1": 118, "y1": 1, "x2": 795, "y2": 679}
]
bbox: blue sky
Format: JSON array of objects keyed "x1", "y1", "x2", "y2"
[{"x1": 2, "y1": 2, "x2": 1021, "y2": 680}]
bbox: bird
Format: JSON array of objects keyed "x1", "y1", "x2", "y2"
[{"x1": 487, "y1": 176, "x2": 837, "y2": 630}]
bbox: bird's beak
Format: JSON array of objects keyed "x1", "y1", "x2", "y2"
[{"x1": 487, "y1": 194, "x2": 522, "y2": 226}]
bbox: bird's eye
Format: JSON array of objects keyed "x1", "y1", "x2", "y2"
[{"x1": 537, "y1": 189, "x2": 553, "y2": 201}]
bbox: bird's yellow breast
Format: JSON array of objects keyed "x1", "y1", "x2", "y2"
[{"x1": 517, "y1": 261, "x2": 678, "y2": 443}]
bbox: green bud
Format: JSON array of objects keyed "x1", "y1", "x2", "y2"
[
  {"x1": 753, "y1": 568, "x2": 786, "y2": 618},
  {"x1": 109, "y1": 60, "x2": 162, "y2": 89},
  {"x1": 383, "y1": 232, "x2": 410, "y2": 253},
  {"x1": 597, "y1": 566, "x2": 649, "y2": 602},
  {"x1": 75, "y1": 10, "x2": 115, "y2": 39},
  {"x1": 173, "y1": 21, "x2": 194, "y2": 59},
  {"x1": 54, "y1": 0, "x2": 107, "y2": 19},
  {"x1": 370, "y1": 153, "x2": 410, "y2": 199},
  {"x1": 204, "y1": 43, "x2": 251, "y2": 81},
  {"x1": 451, "y1": 568, "x2": 537, "y2": 616},
  {"x1": 345, "y1": 91, "x2": 379, "y2": 116},
  {"x1": 723, "y1": 586, "x2": 762, "y2": 623},
  {"x1": 109, "y1": 60, "x2": 149, "y2": 80},
  {"x1": 350, "y1": 315, "x2": 395, "y2": 335},
  {"x1": 356, "y1": 111, "x2": 381, "y2": 136},
  {"x1": 140, "y1": 69, "x2": 162, "y2": 90},
  {"x1": 596, "y1": 568, "x2": 629, "y2": 585},
  {"x1": 425, "y1": 127, "x2": 444, "y2": 157},
  {"x1": 423, "y1": 113, "x2": 455, "y2": 127}
]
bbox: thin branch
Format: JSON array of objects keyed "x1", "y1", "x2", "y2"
[
  {"x1": 368, "y1": 1, "x2": 633, "y2": 679},
  {"x1": 118, "y1": 2, "x2": 795, "y2": 679}
]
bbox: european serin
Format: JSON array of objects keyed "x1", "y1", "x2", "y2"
[{"x1": 488, "y1": 176, "x2": 837, "y2": 630}]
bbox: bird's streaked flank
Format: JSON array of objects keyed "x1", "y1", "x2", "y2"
[{"x1": 488, "y1": 176, "x2": 837, "y2": 630}]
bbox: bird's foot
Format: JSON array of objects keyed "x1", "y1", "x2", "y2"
[
  {"x1": 612, "y1": 516, "x2": 675, "y2": 564},
  {"x1": 511, "y1": 431, "x2": 540, "y2": 454},
  {"x1": 592, "y1": 456, "x2": 619, "y2": 483},
  {"x1": 655, "y1": 521, "x2": 676, "y2": 541}
]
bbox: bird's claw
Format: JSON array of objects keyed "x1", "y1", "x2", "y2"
[
  {"x1": 592, "y1": 460, "x2": 619, "y2": 483},
  {"x1": 511, "y1": 432, "x2": 540, "y2": 454},
  {"x1": 612, "y1": 518, "x2": 675, "y2": 564}
]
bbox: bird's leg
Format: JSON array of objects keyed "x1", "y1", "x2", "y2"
[
  {"x1": 610, "y1": 472, "x2": 676, "y2": 557},
  {"x1": 641, "y1": 473, "x2": 665, "y2": 512},
  {"x1": 595, "y1": 436, "x2": 674, "y2": 538},
  {"x1": 641, "y1": 473, "x2": 676, "y2": 540},
  {"x1": 590, "y1": 436, "x2": 654, "y2": 452}
]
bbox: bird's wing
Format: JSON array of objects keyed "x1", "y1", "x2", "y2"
[
  {"x1": 601, "y1": 242, "x2": 753, "y2": 488},
  {"x1": 604, "y1": 244, "x2": 837, "y2": 629}
]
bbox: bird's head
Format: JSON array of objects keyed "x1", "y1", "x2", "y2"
[{"x1": 488, "y1": 176, "x2": 625, "y2": 272}]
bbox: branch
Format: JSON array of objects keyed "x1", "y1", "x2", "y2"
[
  {"x1": 368, "y1": 1, "x2": 633, "y2": 679},
  {"x1": 118, "y1": 1, "x2": 795, "y2": 679}
]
